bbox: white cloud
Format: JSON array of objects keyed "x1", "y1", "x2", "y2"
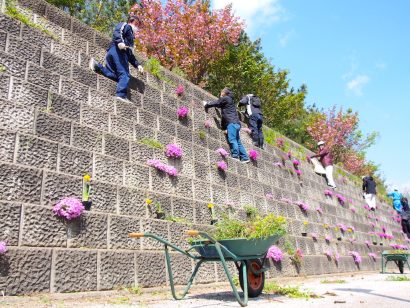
[
  {"x1": 279, "y1": 30, "x2": 294, "y2": 47},
  {"x1": 346, "y1": 74, "x2": 370, "y2": 96},
  {"x1": 213, "y1": 0, "x2": 285, "y2": 32}
]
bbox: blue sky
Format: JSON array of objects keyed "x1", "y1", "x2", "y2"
[{"x1": 213, "y1": 0, "x2": 409, "y2": 191}]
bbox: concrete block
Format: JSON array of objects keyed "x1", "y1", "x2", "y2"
[
  {"x1": 143, "y1": 94, "x2": 161, "y2": 114},
  {"x1": 41, "y1": 51, "x2": 71, "y2": 77},
  {"x1": 156, "y1": 131, "x2": 175, "y2": 146},
  {"x1": 27, "y1": 62, "x2": 59, "y2": 91},
  {"x1": 60, "y1": 79, "x2": 89, "y2": 102},
  {"x1": 158, "y1": 116, "x2": 176, "y2": 136},
  {"x1": 42, "y1": 171, "x2": 82, "y2": 205},
  {"x1": 22, "y1": 204, "x2": 66, "y2": 247},
  {"x1": 109, "y1": 215, "x2": 141, "y2": 249},
  {"x1": 135, "y1": 251, "x2": 166, "y2": 287},
  {"x1": 88, "y1": 181, "x2": 117, "y2": 213},
  {"x1": 0, "y1": 202, "x2": 21, "y2": 245},
  {"x1": 104, "y1": 134, "x2": 130, "y2": 161},
  {"x1": 21, "y1": 25, "x2": 52, "y2": 49},
  {"x1": 141, "y1": 219, "x2": 169, "y2": 250},
  {"x1": 59, "y1": 145, "x2": 93, "y2": 177},
  {"x1": 67, "y1": 212, "x2": 107, "y2": 249},
  {"x1": 151, "y1": 169, "x2": 173, "y2": 194},
  {"x1": 0, "y1": 51, "x2": 26, "y2": 79},
  {"x1": 11, "y1": 79, "x2": 48, "y2": 109},
  {"x1": 72, "y1": 124, "x2": 103, "y2": 153},
  {"x1": 109, "y1": 115, "x2": 134, "y2": 140},
  {"x1": 176, "y1": 124, "x2": 192, "y2": 142},
  {"x1": 139, "y1": 109, "x2": 157, "y2": 128},
  {"x1": 194, "y1": 201, "x2": 212, "y2": 225},
  {"x1": 48, "y1": 92, "x2": 81, "y2": 121},
  {"x1": 89, "y1": 89, "x2": 116, "y2": 113},
  {"x1": 0, "y1": 163, "x2": 42, "y2": 203},
  {"x1": 167, "y1": 253, "x2": 192, "y2": 285},
  {"x1": 94, "y1": 154, "x2": 123, "y2": 185},
  {"x1": 0, "y1": 247, "x2": 52, "y2": 295},
  {"x1": 124, "y1": 162, "x2": 150, "y2": 191},
  {"x1": 99, "y1": 251, "x2": 135, "y2": 290},
  {"x1": 172, "y1": 176, "x2": 193, "y2": 200},
  {"x1": 53, "y1": 249, "x2": 98, "y2": 292},
  {"x1": 134, "y1": 123, "x2": 155, "y2": 142},
  {"x1": 0, "y1": 130, "x2": 15, "y2": 162},
  {"x1": 72, "y1": 65, "x2": 97, "y2": 89},
  {"x1": 117, "y1": 186, "x2": 146, "y2": 217},
  {"x1": 0, "y1": 14, "x2": 21, "y2": 36},
  {"x1": 97, "y1": 75, "x2": 117, "y2": 96},
  {"x1": 35, "y1": 111, "x2": 71, "y2": 144},
  {"x1": 7, "y1": 36, "x2": 41, "y2": 65},
  {"x1": 172, "y1": 197, "x2": 194, "y2": 222},
  {"x1": 81, "y1": 104, "x2": 109, "y2": 132},
  {"x1": 17, "y1": 134, "x2": 58, "y2": 170},
  {"x1": 0, "y1": 99, "x2": 34, "y2": 132}
]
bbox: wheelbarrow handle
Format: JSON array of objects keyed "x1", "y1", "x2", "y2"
[
  {"x1": 186, "y1": 230, "x2": 199, "y2": 236},
  {"x1": 129, "y1": 232, "x2": 145, "y2": 238}
]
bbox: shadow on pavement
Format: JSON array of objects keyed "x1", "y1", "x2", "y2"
[{"x1": 335, "y1": 288, "x2": 410, "y2": 304}]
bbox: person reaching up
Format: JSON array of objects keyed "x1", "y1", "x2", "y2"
[{"x1": 309, "y1": 141, "x2": 336, "y2": 189}]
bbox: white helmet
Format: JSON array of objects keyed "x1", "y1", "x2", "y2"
[{"x1": 317, "y1": 141, "x2": 325, "y2": 146}]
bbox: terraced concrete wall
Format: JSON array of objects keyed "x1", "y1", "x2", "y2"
[{"x1": 0, "y1": 0, "x2": 406, "y2": 295}]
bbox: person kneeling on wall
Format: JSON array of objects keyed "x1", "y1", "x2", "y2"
[
  {"x1": 203, "y1": 88, "x2": 250, "y2": 163},
  {"x1": 238, "y1": 94, "x2": 264, "y2": 149},
  {"x1": 309, "y1": 140, "x2": 336, "y2": 189},
  {"x1": 89, "y1": 15, "x2": 144, "y2": 103}
]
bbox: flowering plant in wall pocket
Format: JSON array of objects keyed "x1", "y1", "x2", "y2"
[
  {"x1": 215, "y1": 148, "x2": 229, "y2": 158},
  {"x1": 53, "y1": 197, "x2": 84, "y2": 220},
  {"x1": 82, "y1": 174, "x2": 92, "y2": 211},
  {"x1": 0, "y1": 241, "x2": 7, "y2": 255},
  {"x1": 217, "y1": 161, "x2": 228, "y2": 172},
  {"x1": 147, "y1": 159, "x2": 178, "y2": 177},
  {"x1": 146, "y1": 199, "x2": 165, "y2": 219},
  {"x1": 349, "y1": 251, "x2": 362, "y2": 265},
  {"x1": 249, "y1": 149, "x2": 259, "y2": 161},
  {"x1": 177, "y1": 106, "x2": 189, "y2": 119},
  {"x1": 267, "y1": 245, "x2": 283, "y2": 262},
  {"x1": 324, "y1": 189, "x2": 333, "y2": 197},
  {"x1": 175, "y1": 84, "x2": 185, "y2": 97},
  {"x1": 204, "y1": 119, "x2": 212, "y2": 129},
  {"x1": 208, "y1": 203, "x2": 218, "y2": 225},
  {"x1": 165, "y1": 144, "x2": 183, "y2": 159}
]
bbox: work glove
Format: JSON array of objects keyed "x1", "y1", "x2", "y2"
[
  {"x1": 202, "y1": 100, "x2": 208, "y2": 107},
  {"x1": 118, "y1": 42, "x2": 126, "y2": 50},
  {"x1": 137, "y1": 65, "x2": 144, "y2": 73}
]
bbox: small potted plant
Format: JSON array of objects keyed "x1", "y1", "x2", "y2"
[
  {"x1": 335, "y1": 226, "x2": 342, "y2": 241},
  {"x1": 82, "y1": 174, "x2": 92, "y2": 211},
  {"x1": 301, "y1": 221, "x2": 308, "y2": 237},
  {"x1": 146, "y1": 199, "x2": 165, "y2": 219},
  {"x1": 208, "y1": 203, "x2": 218, "y2": 225}
]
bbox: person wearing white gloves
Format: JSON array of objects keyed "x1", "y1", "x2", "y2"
[{"x1": 89, "y1": 15, "x2": 144, "y2": 102}]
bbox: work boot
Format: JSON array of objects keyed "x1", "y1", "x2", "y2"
[
  {"x1": 116, "y1": 96, "x2": 133, "y2": 104},
  {"x1": 89, "y1": 58, "x2": 98, "y2": 72}
]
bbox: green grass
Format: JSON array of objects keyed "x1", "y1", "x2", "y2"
[
  {"x1": 107, "y1": 296, "x2": 131, "y2": 305},
  {"x1": 320, "y1": 279, "x2": 346, "y2": 284},
  {"x1": 139, "y1": 137, "x2": 164, "y2": 150},
  {"x1": 5, "y1": 0, "x2": 59, "y2": 41},
  {"x1": 0, "y1": 65, "x2": 5, "y2": 73},
  {"x1": 386, "y1": 275, "x2": 410, "y2": 281},
  {"x1": 123, "y1": 286, "x2": 142, "y2": 295},
  {"x1": 198, "y1": 130, "x2": 207, "y2": 140},
  {"x1": 264, "y1": 281, "x2": 316, "y2": 299},
  {"x1": 164, "y1": 215, "x2": 188, "y2": 224}
]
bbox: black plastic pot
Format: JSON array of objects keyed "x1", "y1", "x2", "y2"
[
  {"x1": 211, "y1": 219, "x2": 218, "y2": 225},
  {"x1": 301, "y1": 232, "x2": 307, "y2": 237},
  {"x1": 156, "y1": 212, "x2": 165, "y2": 220},
  {"x1": 82, "y1": 201, "x2": 92, "y2": 211},
  {"x1": 379, "y1": 243, "x2": 383, "y2": 246},
  {"x1": 337, "y1": 237, "x2": 342, "y2": 241},
  {"x1": 372, "y1": 242, "x2": 377, "y2": 245}
]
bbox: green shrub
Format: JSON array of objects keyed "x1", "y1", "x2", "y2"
[
  {"x1": 139, "y1": 137, "x2": 164, "y2": 150},
  {"x1": 264, "y1": 281, "x2": 315, "y2": 299},
  {"x1": 244, "y1": 205, "x2": 259, "y2": 221}
]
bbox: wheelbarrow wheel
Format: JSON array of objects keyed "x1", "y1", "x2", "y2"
[
  {"x1": 398, "y1": 261, "x2": 404, "y2": 274},
  {"x1": 239, "y1": 259, "x2": 265, "y2": 298}
]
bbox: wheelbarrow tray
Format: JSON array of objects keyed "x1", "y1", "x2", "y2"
[{"x1": 192, "y1": 234, "x2": 281, "y2": 259}]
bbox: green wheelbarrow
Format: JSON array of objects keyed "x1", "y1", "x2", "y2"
[
  {"x1": 381, "y1": 250, "x2": 410, "y2": 274},
  {"x1": 129, "y1": 230, "x2": 282, "y2": 307}
]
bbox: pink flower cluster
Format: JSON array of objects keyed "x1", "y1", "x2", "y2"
[
  {"x1": 215, "y1": 148, "x2": 229, "y2": 158},
  {"x1": 316, "y1": 207, "x2": 323, "y2": 214},
  {"x1": 349, "y1": 251, "x2": 362, "y2": 264},
  {"x1": 336, "y1": 194, "x2": 346, "y2": 205},
  {"x1": 177, "y1": 106, "x2": 189, "y2": 118},
  {"x1": 390, "y1": 244, "x2": 409, "y2": 250},
  {"x1": 337, "y1": 223, "x2": 348, "y2": 232},
  {"x1": 351, "y1": 207, "x2": 357, "y2": 213},
  {"x1": 365, "y1": 240, "x2": 371, "y2": 247},
  {"x1": 311, "y1": 233, "x2": 318, "y2": 241},
  {"x1": 292, "y1": 159, "x2": 300, "y2": 166},
  {"x1": 294, "y1": 201, "x2": 309, "y2": 212},
  {"x1": 217, "y1": 161, "x2": 228, "y2": 171},
  {"x1": 267, "y1": 245, "x2": 283, "y2": 262},
  {"x1": 295, "y1": 248, "x2": 303, "y2": 259},
  {"x1": 287, "y1": 151, "x2": 292, "y2": 159},
  {"x1": 0, "y1": 241, "x2": 7, "y2": 254},
  {"x1": 348, "y1": 238, "x2": 356, "y2": 243},
  {"x1": 334, "y1": 252, "x2": 340, "y2": 263},
  {"x1": 370, "y1": 222, "x2": 376, "y2": 229},
  {"x1": 175, "y1": 84, "x2": 185, "y2": 96},
  {"x1": 165, "y1": 144, "x2": 183, "y2": 159},
  {"x1": 147, "y1": 159, "x2": 178, "y2": 176},
  {"x1": 324, "y1": 189, "x2": 333, "y2": 197},
  {"x1": 52, "y1": 197, "x2": 84, "y2": 220},
  {"x1": 249, "y1": 149, "x2": 259, "y2": 161},
  {"x1": 265, "y1": 193, "x2": 274, "y2": 200},
  {"x1": 325, "y1": 235, "x2": 332, "y2": 242},
  {"x1": 295, "y1": 169, "x2": 302, "y2": 176},
  {"x1": 204, "y1": 119, "x2": 212, "y2": 128},
  {"x1": 273, "y1": 162, "x2": 283, "y2": 167},
  {"x1": 324, "y1": 250, "x2": 332, "y2": 258},
  {"x1": 368, "y1": 253, "x2": 377, "y2": 260}
]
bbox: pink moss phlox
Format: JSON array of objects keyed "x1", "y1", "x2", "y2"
[
  {"x1": 175, "y1": 84, "x2": 185, "y2": 96},
  {"x1": 294, "y1": 200, "x2": 309, "y2": 212},
  {"x1": 351, "y1": 207, "x2": 357, "y2": 213},
  {"x1": 52, "y1": 197, "x2": 84, "y2": 220},
  {"x1": 204, "y1": 119, "x2": 212, "y2": 128},
  {"x1": 287, "y1": 151, "x2": 292, "y2": 159},
  {"x1": 295, "y1": 169, "x2": 302, "y2": 176},
  {"x1": 249, "y1": 149, "x2": 259, "y2": 161},
  {"x1": 177, "y1": 106, "x2": 189, "y2": 118},
  {"x1": 316, "y1": 207, "x2": 323, "y2": 214},
  {"x1": 295, "y1": 248, "x2": 303, "y2": 259},
  {"x1": 147, "y1": 159, "x2": 178, "y2": 176},
  {"x1": 292, "y1": 159, "x2": 300, "y2": 166},
  {"x1": 280, "y1": 197, "x2": 293, "y2": 204},
  {"x1": 265, "y1": 193, "x2": 274, "y2": 200},
  {"x1": 324, "y1": 189, "x2": 333, "y2": 197},
  {"x1": 0, "y1": 241, "x2": 7, "y2": 254},
  {"x1": 365, "y1": 240, "x2": 371, "y2": 247},
  {"x1": 267, "y1": 245, "x2": 283, "y2": 262},
  {"x1": 349, "y1": 251, "x2": 362, "y2": 264},
  {"x1": 368, "y1": 253, "x2": 377, "y2": 260},
  {"x1": 348, "y1": 238, "x2": 355, "y2": 243},
  {"x1": 311, "y1": 233, "x2": 318, "y2": 241},
  {"x1": 215, "y1": 147, "x2": 229, "y2": 158},
  {"x1": 324, "y1": 250, "x2": 332, "y2": 258},
  {"x1": 276, "y1": 138, "x2": 284, "y2": 148},
  {"x1": 325, "y1": 235, "x2": 332, "y2": 242},
  {"x1": 335, "y1": 194, "x2": 346, "y2": 205},
  {"x1": 334, "y1": 252, "x2": 340, "y2": 263},
  {"x1": 165, "y1": 144, "x2": 183, "y2": 159},
  {"x1": 217, "y1": 161, "x2": 228, "y2": 171},
  {"x1": 274, "y1": 162, "x2": 283, "y2": 167},
  {"x1": 337, "y1": 223, "x2": 348, "y2": 232}
]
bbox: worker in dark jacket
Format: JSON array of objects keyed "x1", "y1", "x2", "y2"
[
  {"x1": 401, "y1": 198, "x2": 410, "y2": 238},
  {"x1": 89, "y1": 15, "x2": 144, "y2": 102},
  {"x1": 239, "y1": 94, "x2": 264, "y2": 148},
  {"x1": 203, "y1": 88, "x2": 250, "y2": 163},
  {"x1": 362, "y1": 175, "x2": 377, "y2": 211}
]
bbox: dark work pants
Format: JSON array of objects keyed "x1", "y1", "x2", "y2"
[
  {"x1": 402, "y1": 219, "x2": 410, "y2": 239},
  {"x1": 97, "y1": 45, "x2": 130, "y2": 98},
  {"x1": 248, "y1": 114, "x2": 264, "y2": 148}
]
